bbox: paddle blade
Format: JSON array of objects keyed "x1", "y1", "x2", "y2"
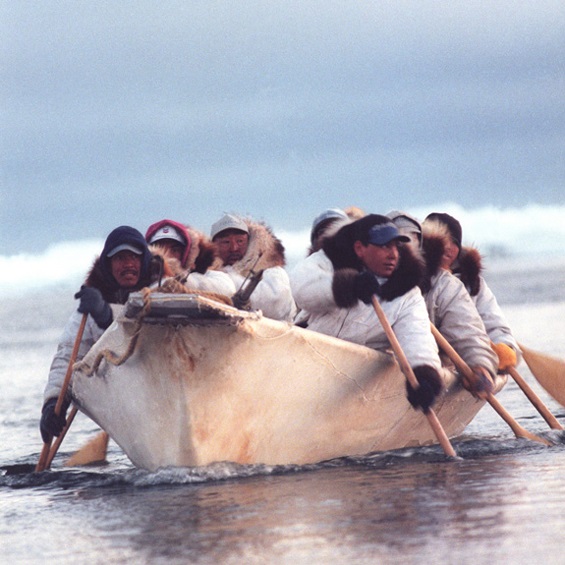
[
  {"x1": 520, "y1": 344, "x2": 565, "y2": 407},
  {"x1": 65, "y1": 431, "x2": 110, "y2": 466}
]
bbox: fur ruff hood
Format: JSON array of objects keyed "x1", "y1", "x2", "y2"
[
  {"x1": 420, "y1": 222, "x2": 451, "y2": 294},
  {"x1": 84, "y1": 255, "x2": 155, "y2": 304},
  {"x1": 145, "y1": 220, "x2": 217, "y2": 274},
  {"x1": 453, "y1": 247, "x2": 483, "y2": 296},
  {"x1": 421, "y1": 221, "x2": 483, "y2": 296},
  {"x1": 156, "y1": 225, "x2": 217, "y2": 275},
  {"x1": 323, "y1": 225, "x2": 425, "y2": 302},
  {"x1": 228, "y1": 219, "x2": 287, "y2": 277}
]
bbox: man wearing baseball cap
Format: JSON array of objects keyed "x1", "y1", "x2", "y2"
[
  {"x1": 145, "y1": 219, "x2": 191, "y2": 268},
  {"x1": 291, "y1": 213, "x2": 445, "y2": 413},
  {"x1": 40, "y1": 225, "x2": 153, "y2": 444},
  {"x1": 210, "y1": 213, "x2": 296, "y2": 321}
]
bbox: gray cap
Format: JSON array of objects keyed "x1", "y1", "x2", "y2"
[
  {"x1": 310, "y1": 208, "x2": 349, "y2": 244},
  {"x1": 210, "y1": 213, "x2": 249, "y2": 240},
  {"x1": 107, "y1": 243, "x2": 143, "y2": 257}
]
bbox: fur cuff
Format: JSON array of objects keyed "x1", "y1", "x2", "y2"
[{"x1": 332, "y1": 268, "x2": 360, "y2": 308}]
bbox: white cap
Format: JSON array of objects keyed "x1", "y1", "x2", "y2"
[
  {"x1": 107, "y1": 243, "x2": 143, "y2": 257},
  {"x1": 148, "y1": 225, "x2": 186, "y2": 245},
  {"x1": 210, "y1": 214, "x2": 249, "y2": 240}
]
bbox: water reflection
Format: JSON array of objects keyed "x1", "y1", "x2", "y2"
[{"x1": 55, "y1": 445, "x2": 565, "y2": 564}]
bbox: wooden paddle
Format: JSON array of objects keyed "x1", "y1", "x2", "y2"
[
  {"x1": 35, "y1": 313, "x2": 87, "y2": 472},
  {"x1": 519, "y1": 343, "x2": 565, "y2": 408},
  {"x1": 430, "y1": 324, "x2": 552, "y2": 446},
  {"x1": 507, "y1": 367, "x2": 563, "y2": 430},
  {"x1": 371, "y1": 296, "x2": 458, "y2": 458},
  {"x1": 45, "y1": 406, "x2": 79, "y2": 468}
]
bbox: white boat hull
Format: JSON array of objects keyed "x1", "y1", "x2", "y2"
[{"x1": 72, "y1": 293, "x2": 505, "y2": 471}]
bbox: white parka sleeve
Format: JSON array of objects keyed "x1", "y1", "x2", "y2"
[
  {"x1": 185, "y1": 270, "x2": 237, "y2": 296},
  {"x1": 426, "y1": 271, "x2": 498, "y2": 377},
  {"x1": 224, "y1": 266, "x2": 296, "y2": 322},
  {"x1": 473, "y1": 276, "x2": 520, "y2": 356},
  {"x1": 43, "y1": 309, "x2": 106, "y2": 403}
]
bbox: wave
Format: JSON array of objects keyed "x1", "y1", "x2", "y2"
[{"x1": 1, "y1": 203, "x2": 564, "y2": 296}]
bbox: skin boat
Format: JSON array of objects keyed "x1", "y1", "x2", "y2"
[{"x1": 71, "y1": 292, "x2": 506, "y2": 471}]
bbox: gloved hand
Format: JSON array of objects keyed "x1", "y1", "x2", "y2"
[
  {"x1": 39, "y1": 397, "x2": 68, "y2": 443},
  {"x1": 74, "y1": 286, "x2": 113, "y2": 329},
  {"x1": 354, "y1": 271, "x2": 381, "y2": 304},
  {"x1": 463, "y1": 366, "x2": 495, "y2": 399},
  {"x1": 491, "y1": 342, "x2": 517, "y2": 372},
  {"x1": 406, "y1": 365, "x2": 443, "y2": 412}
]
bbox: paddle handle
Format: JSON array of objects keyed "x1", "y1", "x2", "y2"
[
  {"x1": 430, "y1": 324, "x2": 552, "y2": 446},
  {"x1": 36, "y1": 314, "x2": 87, "y2": 472},
  {"x1": 45, "y1": 406, "x2": 79, "y2": 468},
  {"x1": 371, "y1": 296, "x2": 458, "y2": 458}
]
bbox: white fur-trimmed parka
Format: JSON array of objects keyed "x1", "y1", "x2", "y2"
[{"x1": 218, "y1": 219, "x2": 296, "y2": 322}]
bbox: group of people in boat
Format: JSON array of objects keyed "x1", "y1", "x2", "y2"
[{"x1": 39, "y1": 208, "x2": 520, "y2": 446}]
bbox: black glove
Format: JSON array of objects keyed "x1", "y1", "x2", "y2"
[
  {"x1": 354, "y1": 271, "x2": 381, "y2": 304},
  {"x1": 406, "y1": 365, "x2": 443, "y2": 412},
  {"x1": 39, "y1": 397, "x2": 69, "y2": 443},
  {"x1": 463, "y1": 367, "x2": 494, "y2": 399},
  {"x1": 74, "y1": 286, "x2": 113, "y2": 329}
]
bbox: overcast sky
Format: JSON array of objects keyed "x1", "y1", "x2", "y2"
[{"x1": 2, "y1": 1, "x2": 564, "y2": 254}]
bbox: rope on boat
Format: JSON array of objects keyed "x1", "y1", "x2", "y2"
[{"x1": 79, "y1": 283, "x2": 233, "y2": 376}]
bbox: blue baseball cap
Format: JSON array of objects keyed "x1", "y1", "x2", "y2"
[{"x1": 367, "y1": 222, "x2": 410, "y2": 246}]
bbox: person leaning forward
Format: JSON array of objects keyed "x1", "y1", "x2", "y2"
[
  {"x1": 290, "y1": 214, "x2": 444, "y2": 412},
  {"x1": 387, "y1": 210, "x2": 499, "y2": 399},
  {"x1": 423, "y1": 212, "x2": 521, "y2": 373},
  {"x1": 210, "y1": 213, "x2": 296, "y2": 321},
  {"x1": 39, "y1": 226, "x2": 154, "y2": 443}
]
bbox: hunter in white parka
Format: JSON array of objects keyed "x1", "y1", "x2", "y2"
[
  {"x1": 211, "y1": 214, "x2": 296, "y2": 322},
  {"x1": 420, "y1": 226, "x2": 499, "y2": 379},
  {"x1": 290, "y1": 214, "x2": 444, "y2": 413}
]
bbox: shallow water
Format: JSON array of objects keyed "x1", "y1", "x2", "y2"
[{"x1": 1, "y1": 267, "x2": 565, "y2": 564}]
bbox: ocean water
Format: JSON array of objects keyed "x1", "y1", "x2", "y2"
[{"x1": 1, "y1": 248, "x2": 565, "y2": 563}]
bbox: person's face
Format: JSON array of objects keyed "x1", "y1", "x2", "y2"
[
  {"x1": 110, "y1": 250, "x2": 142, "y2": 288},
  {"x1": 354, "y1": 240, "x2": 400, "y2": 278},
  {"x1": 154, "y1": 239, "x2": 185, "y2": 263},
  {"x1": 441, "y1": 239, "x2": 460, "y2": 269},
  {"x1": 214, "y1": 230, "x2": 249, "y2": 265}
]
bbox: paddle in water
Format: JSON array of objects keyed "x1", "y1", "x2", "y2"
[
  {"x1": 35, "y1": 314, "x2": 87, "y2": 472},
  {"x1": 431, "y1": 324, "x2": 553, "y2": 447},
  {"x1": 371, "y1": 296, "x2": 459, "y2": 458}
]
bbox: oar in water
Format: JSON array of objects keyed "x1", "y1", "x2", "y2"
[
  {"x1": 35, "y1": 314, "x2": 87, "y2": 472},
  {"x1": 65, "y1": 431, "x2": 109, "y2": 466},
  {"x1": 371, "y1": 296, "x2": 458, "y2": 458},
  {"x1": 507, "y1": 367, "x2": 563, "y2": 430},
  {"x1": 519, "y1": 343, "x2": 565, "y2": 408},
  {"x1": 430, "y1": 324, "x2": 553, "y2": 446}
]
